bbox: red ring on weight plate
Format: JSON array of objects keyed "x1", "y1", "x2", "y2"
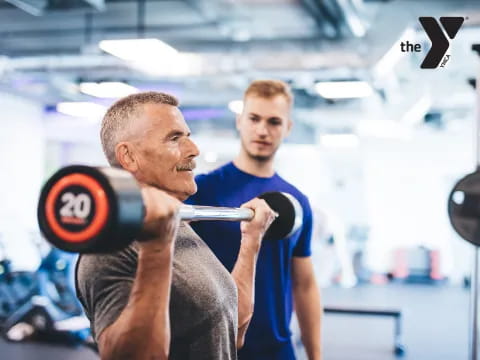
[{"x1": 45, "y1": 173, "x2": 110, "y2": 243}]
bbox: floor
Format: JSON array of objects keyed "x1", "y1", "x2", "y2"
[{"x1": 0, "y1": 283, "x2": 471, "y2": 360}]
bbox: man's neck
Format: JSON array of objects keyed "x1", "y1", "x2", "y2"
[{"x1": 233, "y1": 149, "x2": 275, "y2": 178}]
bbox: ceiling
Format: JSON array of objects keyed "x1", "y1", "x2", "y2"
[{"x1": 1, "y1": 0, "x2": 480, "y2": 140}]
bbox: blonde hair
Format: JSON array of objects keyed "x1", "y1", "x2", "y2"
[
  {"x1": 244, "y1": 79, "x2": 294, "y2": 105},
  {"x1": 100, "y1": 91, "x2": 179, "y2": 166}
]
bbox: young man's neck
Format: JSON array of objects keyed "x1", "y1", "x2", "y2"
[{"x1": 233, "y1": 149, "x2": 275, "y2": 178}]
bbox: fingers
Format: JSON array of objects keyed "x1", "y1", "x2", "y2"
[{"x1": 241, "y1": 198, "x2": 277, "y2": 224}]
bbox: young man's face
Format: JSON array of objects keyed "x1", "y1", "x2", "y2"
[
  {"x1": 128, "y1": 103, "x2": 199, "y2": 200},
  {"x1": 236, "y1": 94, "x2": 292, "y2": 162}
]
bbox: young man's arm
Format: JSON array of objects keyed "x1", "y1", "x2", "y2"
[
  {"x1": 292, "y1": 256, "x2": 323, "y2": 360},
  {"x1": 231, "y1": 198, "x2": 276, "y2": 348}
]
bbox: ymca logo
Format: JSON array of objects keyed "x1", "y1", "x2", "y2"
[{"x1": 400, "y1": 17, "x2": 465, "y2": 69}]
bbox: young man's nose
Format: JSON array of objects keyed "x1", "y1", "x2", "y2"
[{"x1": 255, "y1": 121, "x2": 268, "y2": 136}]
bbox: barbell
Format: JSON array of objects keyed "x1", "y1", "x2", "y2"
[{"x1": 37, "y1": 165, "x2": 303, "y2": 253}]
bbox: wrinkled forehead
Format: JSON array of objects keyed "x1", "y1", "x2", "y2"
[{"x1": 132, "y1": 103, "x2": 189, "y2": 137}]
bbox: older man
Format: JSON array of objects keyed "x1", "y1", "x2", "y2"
[{"x1": 75, "y1": 92, "x2": 276, "y2": 360}]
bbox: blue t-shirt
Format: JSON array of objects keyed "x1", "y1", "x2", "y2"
[{"x1": 186, "y1": 162, "x2": 313, "y2": 359}]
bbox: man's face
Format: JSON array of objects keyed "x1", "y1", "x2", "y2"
[
  {"x1": 236, "y1": 95, "x2": 292, "y2": 162},
  {"x1": 128, "y1": 103, "x2": 199, "y2": 200}
]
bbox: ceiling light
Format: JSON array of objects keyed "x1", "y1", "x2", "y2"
[
  {"x1": 315, "y1": 81, "x2": 373, "y2": 99},
  {"x1": 320, "y1": 134, "x2": 359, "y2": 148},
  {"x1": 56, "y1": 102, "x2": 107, "y2": 119},
  {"x1": 79, "y1": 82, "x2": 138, "y2": 99},
  {"x1": 228, "y1": 100, "x2": 243, "y2": 114},
  {"x1": 99, "y1": 39, "x2": 177, "y2": 62}
]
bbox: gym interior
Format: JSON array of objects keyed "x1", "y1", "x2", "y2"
[{"x1": 1, "y1": 0, "x2": 479, "y2": 359}]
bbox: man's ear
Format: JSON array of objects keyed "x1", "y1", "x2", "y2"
[
  {"x1": 115, "y1": 142, "x2": 138, "y2": 172},
  {"x1": 286, "y1": 118, "x2": 293, "y2": 137},
  {"x1": 235, "y1": 114, "x2": 241, "y2": 132}
]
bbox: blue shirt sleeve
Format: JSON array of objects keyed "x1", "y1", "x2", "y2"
[{"x1": 292, "y1": 196, "x2": 313, "y2": 257}]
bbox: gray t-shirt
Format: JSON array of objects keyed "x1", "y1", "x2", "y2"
[{"x1": 76, "y1": 223, "x2": 238, "y2": 360}]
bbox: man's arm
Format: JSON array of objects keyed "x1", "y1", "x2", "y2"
[
  {"x1": 292, "y1": 256, "x2": 323, "y2": 360},
  {"x1": 97, "y1": 187, "x2": 180, "y2": 360},
  {"x1": 231, "y1": 198, "x2": 276, "y2": 349}
]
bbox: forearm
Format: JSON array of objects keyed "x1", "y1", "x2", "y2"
[
  {"x1": 231, "y1": 237, "x2": 260, "y2": 347},
  {"x1": 100, "y1": 242, "x2": 174, "y2": 360},
  {"x1": 294, "y1": 283, "x2": 323, "y2": 360}
]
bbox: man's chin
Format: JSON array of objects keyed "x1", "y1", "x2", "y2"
[{"x1": 247, "y1": 150, "x2": 274, "y2": 162}]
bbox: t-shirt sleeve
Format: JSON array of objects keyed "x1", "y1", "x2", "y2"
[
  {"x1": 293, "y1": 196, "x2": 313, "y2": 257},
  {"x1": 75, "y1": 250, "x2": 136, "y2": 342}
]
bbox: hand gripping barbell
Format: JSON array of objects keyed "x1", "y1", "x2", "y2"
[{"x1": 37, "y1": 165, "x2": 303, "y2": 253}]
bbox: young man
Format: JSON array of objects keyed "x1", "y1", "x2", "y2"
[
  {"x1": 75, "y1": 92, "x2": 277, "y2": 360},
  {"x1": 187, "y1": 80, "x2": 323, "y2": 360}
]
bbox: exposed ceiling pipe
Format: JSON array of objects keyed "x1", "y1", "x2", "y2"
[{"x1": 5, "y1": 0, "x2": 105, "y2": 16}]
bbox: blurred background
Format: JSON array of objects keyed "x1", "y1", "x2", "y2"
[{"x1": 1, "y1": 0, "x2": 480, "y2": 359}]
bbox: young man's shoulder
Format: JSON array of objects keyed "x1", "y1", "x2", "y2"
[
  {"x1": 274, "y1": 173, "x2": 309, "y2": 203},
  {"x1": 195, "y1": 162, "x2": 233, "y2": 185}
]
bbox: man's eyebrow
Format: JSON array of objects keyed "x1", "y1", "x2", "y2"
[
  {"x1": 268, "y1": 116, "x2": 282, "y2": 121},
  {"x1": 164, "y1": 130, "x2": 190, "y2": 139}
]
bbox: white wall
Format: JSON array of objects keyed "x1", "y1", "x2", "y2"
[{"x1": 0, "y1": 93, "x2": 45, "y2": 270}]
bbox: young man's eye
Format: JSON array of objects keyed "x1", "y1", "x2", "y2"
[{"x1": 249, "y1": 116, "x2": 259, "y2": 122}]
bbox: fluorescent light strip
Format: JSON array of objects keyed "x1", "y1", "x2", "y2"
[
  {"x1": 99, "y1": 39, "x2": 178, "y2": 62},
  {"x1": 56, "y1": 102, "x2": 107, "y2": 119},
  {"x1": 315, "y1": 81, "x2": 373, "y2": 99},
  {"x1": 79, "y1": 82, "x2": 138, "y2": 99}
]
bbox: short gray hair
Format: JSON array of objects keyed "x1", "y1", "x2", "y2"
[{"x1": 100, "y1": 91, "x2": 179, "y2": 166}]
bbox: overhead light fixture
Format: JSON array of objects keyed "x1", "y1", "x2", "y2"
[
  {"x1": 56, "y1": 102, "x2": 107, "y2": 119},
  {"x1": 99, "y1": 39, "x2": 178, "y2": 62},
  {"x1": 134, "y1": 53, "x2": 203, "y2": 77},
  {"x1": 228, "y1": 100, "x2": 243, "y2": 114},
  {"x1": 315, "y1": 81, "x2": 373, "y2": 99},
  {"x1": 320, "y1": 134, "x2": 359, "y2": 148},
  {"x1": 79, "y1": 81, "x2": 138, "y2": 99}
]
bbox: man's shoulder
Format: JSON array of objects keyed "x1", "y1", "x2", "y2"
[
  {"x1": 195, "y1": 162, "x2": 234, "y2": 187},
  {"x1": 76, "y1": 244, "x2": 138, "y2": 281},
  {"x1": 273, "y1": 174, "x2": 309, "y2": 204}
]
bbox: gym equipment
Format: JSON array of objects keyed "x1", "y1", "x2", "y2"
[
  {"x1": 324, "y1": 306, "x2": 405, "y2": 356},
  {"x1": 37, "y1": 165, "x2": 303, "y2": 253},
  {"x1": 1, "y1": 239, "x2": 90, "y2": 346},
  {"x1": 447, "y1": 44, "x2": 480, "y2": 360},
  {"x1": 449, "y1": 170, "x2": 480, "y2": 247},
  {"x1": 0, "y1": 240, "x2": 38, "y2": 325}
]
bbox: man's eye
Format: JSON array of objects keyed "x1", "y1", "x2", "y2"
[
  {"x1": 171, "y1": 136, "x2": 180, "y2": 141},
  {"x1": 249, "y1": 116, "x2": 259, "y2": 122}
]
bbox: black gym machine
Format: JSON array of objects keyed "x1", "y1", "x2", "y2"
[{"x1": 0, "y1": 234, "x2": 92, "y2": 346}]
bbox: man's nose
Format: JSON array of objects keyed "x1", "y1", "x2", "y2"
[
  {"x1": 255, "y1": 121, "x2": 268, "y2": 137},
  {"x1": 185, "y1": 137, "x2": 200, "y2": 158}
]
